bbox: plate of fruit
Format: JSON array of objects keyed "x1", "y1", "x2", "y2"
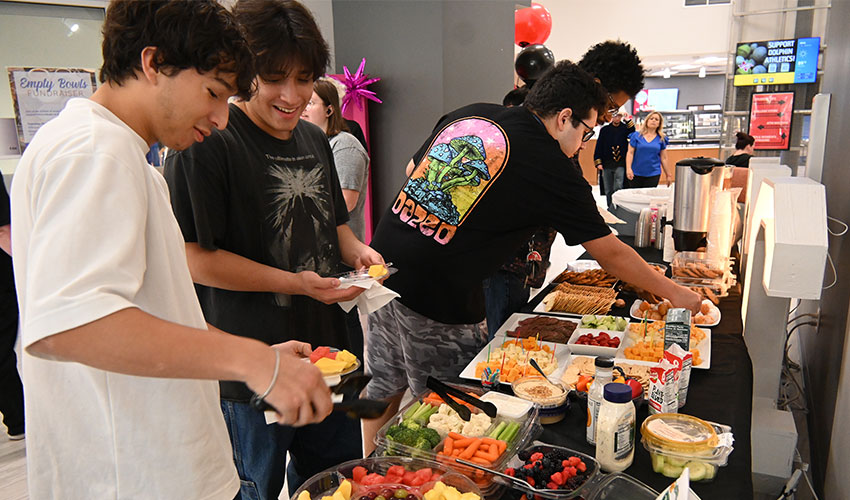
[
  {"x1": 292, "y1": 457, "x2": 483, "y2": 500},
  {"x1": 308, "y1": 346, "x2": 361, "y2": 383}
]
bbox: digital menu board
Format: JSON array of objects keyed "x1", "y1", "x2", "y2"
[
  {"x1": 733, "y1": 37, "x2": 819, "y2": 86},
  {"x1": 749, "y1": 92, "x2": 794, "y2": 150}
]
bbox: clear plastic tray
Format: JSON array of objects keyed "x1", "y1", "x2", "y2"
[
  {"x1": 291, "y1": 456, "x2": 482, "y2": 500},
  {"x1": 671, "y1": 252, "x2": 729, "y2": 281},
  {"x1": 374, "y1": 383, "x2": 541, "y2": 496}
]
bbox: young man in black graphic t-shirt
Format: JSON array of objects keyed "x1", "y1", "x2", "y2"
[
  {"x1": 164, "y1": 1, "x2": 383, "y2": 499},
  {"x1": 363, "y1": 61, "x2": 701, "y2": 453}
]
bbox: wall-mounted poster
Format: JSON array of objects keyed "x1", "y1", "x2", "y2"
[
  {"x1": 7, "y1": 67, "x2": 98, "y2": 152},
  {"x1": 749, "y1": 92, "x2": 794, "y2": 151}
]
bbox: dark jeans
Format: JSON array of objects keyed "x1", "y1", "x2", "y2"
[
  {"x1": 483, "y1": 271, "x2": 530, "y2": 340},
  {"x1": 0, "y1": 293, "x2": 23, "y2": 436},
  {"x1": 344, "y1": 306, "x2": 364, "y2": 363},
  {"x1": 221, "y1": 400, "x2": 362, "y2": 500},
  {"x1": 602, "y1": 167, "x2": 625, "y2": 208},
  {"x1": 629, "y1": 174, "x2": 661, "y2": 188}
]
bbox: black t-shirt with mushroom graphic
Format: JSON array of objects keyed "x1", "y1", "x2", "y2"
[{"x1": 371, "y1": 103, "x2": 610, "y2": 324}]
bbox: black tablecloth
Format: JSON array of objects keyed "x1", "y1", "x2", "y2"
[{"x1": 495, "y1": 238, "x2": 754, "y2": 499}]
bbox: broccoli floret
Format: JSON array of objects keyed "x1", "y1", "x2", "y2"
[
  {"x1": 421, "y1": 427, "x2": 441, "y2": 448},
  {"x1": 392, "y1": 427, "x2": 421, "y2": 446},
  {"x1": 401, "y1": 419, "x2": 422, "y2": 431},
  {"x1": 386, "y1": 425, "x2": 404, "y2": 440},
  {"x1": 413, "y1": 436, "x2": 433, "y2": 450}
]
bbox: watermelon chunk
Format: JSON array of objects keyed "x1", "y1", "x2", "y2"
[{"x1": 309, "y1": 346, "x2": 331, "y2": 363}]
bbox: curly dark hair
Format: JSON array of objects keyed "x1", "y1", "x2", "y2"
[
  {"x1": 578, "y1": 40, "x2": 644, "y2": 98},
  {"x1": 502, "y1": 87, "x2": 529, "y2": 107},
  {"x1": 99, "y1": 0, "x2": 254, "y2": 100},
  {"x1": 233, "y1": 0, "x2": 329, "y2": 83},
  {"x1": 524, "y1": 60, "x2": 607, "y2": 125}
]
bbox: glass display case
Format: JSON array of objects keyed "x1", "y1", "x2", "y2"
[
  {"x1": 693, "y1": 111, "x2": 723, "y2": 143},
  {"x1": 636, "y1": 111, "x2": 694, "y2": 144}
]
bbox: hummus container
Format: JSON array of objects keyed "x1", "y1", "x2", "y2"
[
  {"x1": 640, "y1": 413, "x2": 734, "y2": 482},
  {"x1": 511, "y1": 376, "x2": 569, "y2": 424}
]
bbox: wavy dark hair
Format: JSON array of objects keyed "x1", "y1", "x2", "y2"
[
  {"x1": 233, "y1": 0, "x2": 329, "y2": 83},
  {"x1": 578, "y1": 40, "x2": 644, "y2": 98},
  {"x1": 502, "y1": 87, "x2": 529, "y2": 107},
  {"x1": 524, "y1": 60, "x2": 607, "y2": 125},
  {"x1": 99, "y1": 0, "x2": 254, "y2": 100}
]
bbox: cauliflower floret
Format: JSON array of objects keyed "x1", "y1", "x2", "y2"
[
  {"x1": 461, "y1": 413, "x2": 491, "y2": 437},
  {"x1": 426, "y1": 412, "x2": 457, "y2": 437}
]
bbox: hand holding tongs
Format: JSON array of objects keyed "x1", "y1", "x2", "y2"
[{"x1": 250, "y1": 373, "x2": 388, "y2": 419}]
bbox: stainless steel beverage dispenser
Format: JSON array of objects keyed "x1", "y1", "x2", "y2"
[{"x1": 672, "y1": 157, "x2": 728, "y2": 251}]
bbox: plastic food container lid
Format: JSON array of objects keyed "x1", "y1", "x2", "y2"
[
  {"x1": 479, "y1": 391, "x2": 534, "y2": 419},
  {"x1": 641, "y1": 414, "x2": 718, "y2": 454}
]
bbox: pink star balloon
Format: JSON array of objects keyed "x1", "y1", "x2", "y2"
[{"x1": 340, "y1": 58, "x2": 382, "y2": 114}]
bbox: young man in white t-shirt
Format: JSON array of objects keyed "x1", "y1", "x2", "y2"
[{"x1": 10, "y1": 2, "x2": 334, "y2": 498}]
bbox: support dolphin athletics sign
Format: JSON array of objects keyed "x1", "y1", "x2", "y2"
[
  {"x1": 732, "y1": 37, "x2": 819, "y2": 86},
  {"x1": 7, "y1": 67, "x2": 98, "y2": 152}
]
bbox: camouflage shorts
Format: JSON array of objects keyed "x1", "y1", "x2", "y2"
[{"x1": 364, "y1": 300, "x2": 488, "y2": 400}]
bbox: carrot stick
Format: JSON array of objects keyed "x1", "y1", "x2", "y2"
[
  {"x1": 448, "y1": 431, "x2": 466, "y2": 441},
  {"x1": 443, "y1": 437, "x2": 454, "y2": 455},
  {"x1": 451, "y1": 448, "x2": 461, "y2": 457},
  {"x1": 470, "y1": 457, "x2": 493, "y2": 466},
  {"x1": 452, "y1": 437, "x2": 475, "y2": 448},
  {"x1": 495, "y1": 439, "x2": 507, "y2": 454},
  {"x1": 475, "y1": 442, "x2": 501, "y2": 462},
  {"x1": 457, "y1": 438, "x2": 482, "y2": 460}
]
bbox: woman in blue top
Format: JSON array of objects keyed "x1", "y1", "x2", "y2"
[{"x1": 626, "y1": 111, "x2": 672, "y2": 187}]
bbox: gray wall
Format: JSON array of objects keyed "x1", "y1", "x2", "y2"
[
  {"x1": 643, "y1": 75, "x2": 725, "y2": 109},
  {"x1": 332, "y1": 0, "x2": 516, "y2": 225},
  {"x1": 801, "y1": 0, "x2": 850, "y2": 495}
]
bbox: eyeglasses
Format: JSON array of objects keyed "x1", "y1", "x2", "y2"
[
  {"x1": 607, "y1": 93, "x2": 620, "y2": 115},
  {"x1": 576, "y1": 117, "x2": 595, "y2": 142}
]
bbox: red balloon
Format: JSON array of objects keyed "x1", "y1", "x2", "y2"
[{"x1": 515, "y1": 3, "x2": 552, "y2": 47}]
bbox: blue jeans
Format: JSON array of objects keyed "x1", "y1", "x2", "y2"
[
  {"x1": 602, "y1": 167, "x2": 624, "y2": 209},
  {"x1": 483, "y1": 271, "x2": 530, "y2": 340},
  {"x1": 220, "y1": 400, "x2": 363, "y2": 500}
]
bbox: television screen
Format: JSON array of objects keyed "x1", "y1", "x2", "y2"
[
  {"x1": 633, "y1": 88, "x2": 679, "y2": 113},
  {"x1": 733, "y1": 37, "x2": 819, "y2": 86}
]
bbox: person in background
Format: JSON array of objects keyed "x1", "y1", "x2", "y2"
[
  {"x1": 364, "y1": 60, "x2": 701, "y2": 454},
  {"x1": 626, "y1": 111, "x2": 671, "y2": 187},
  {"x1": 0, "y1": 178, "x2": 24, "y2": 442},
  {"x1": 725, "y1": 131, "x2": 756, "y2": 167},
  {"x1": 481, "y1": 40, "x2": 645, "y2": 338},
  {"x1": 502, "y1": 86, "x2": 529, "y2": 107},
  {"x1": 302, "y1": 78, "x2": 370, "y2": 242},
  {"x1": 164, "y1": 1, "x2": 383, "y2": 498},
  {"x1": 301, "y1": 77, "x2": 371, "y2": 361},
  {"x1": 594, "y1": 111, "x2": 634, "y2": 209},
  {"x1": 10, "y1": 1, "x2": 335, "y2": 498}
]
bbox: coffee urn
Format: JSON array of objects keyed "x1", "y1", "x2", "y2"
[{"x1": 672, "y1": 157, "x2": 728, "y2": 251}]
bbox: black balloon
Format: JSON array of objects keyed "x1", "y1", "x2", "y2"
[{"x1": 515, "y1": 44, "x2": 555, "y2": 85}]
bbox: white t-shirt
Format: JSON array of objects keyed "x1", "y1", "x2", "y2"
[{"x1": 10, "y1": 98, "x2": 239, "y2": 499}]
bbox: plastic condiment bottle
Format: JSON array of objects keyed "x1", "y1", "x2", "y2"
[
  {"x1": 595, "y1": 383, "x2": 636, "y2": 472},
  {"x1": 586, "y1": 356, "x2": 614, "y2": 445}
]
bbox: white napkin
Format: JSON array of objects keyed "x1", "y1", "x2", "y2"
[
  {"x1": 264, "y1": 392, "x2": 344, "y2": 425},
  {"x1": 337, "y1": 280, "x2": 400, "y2": 314}
]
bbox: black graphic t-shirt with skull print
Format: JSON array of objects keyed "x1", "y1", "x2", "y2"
[{"x1": 165, "y1": 104, "x2": 350, "y2": 402}]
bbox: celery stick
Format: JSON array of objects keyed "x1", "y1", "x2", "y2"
[
  {"x1": 489, "y1": 421, "x2": 507, "y2": 439},
  {"x1": 403, "y1": 402, "x2": 421, "y2": 420}
]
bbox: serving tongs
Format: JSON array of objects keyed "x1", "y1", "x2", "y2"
[
  {"x1": 250, "y1": 373, "x2": 389, "y2": 419},
  {"x1": 425, "y1": 376, "x2": 497, "y2": 419}
]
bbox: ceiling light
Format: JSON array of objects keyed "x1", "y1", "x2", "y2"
[
  {"x1": 672, "y1": 64, "x2": 699, "y2": 71},
  {"x1": 699, "y1": 66, "x2": 707, "y2": 78},
  {"x1": 696, "y1": 56, "x2": 727, "y2": 65}
]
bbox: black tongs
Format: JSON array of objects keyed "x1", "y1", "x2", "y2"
[
  {"x1": 426, "y1": 376, "x2": 498, "y2": 420},
  {"x1": 250, "y1": 373, "x2": 389, "y2": 419}
]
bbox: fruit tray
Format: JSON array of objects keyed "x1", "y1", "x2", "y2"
[{"x1": 292, "y1": 457, "x2": 482, "y2": 500}]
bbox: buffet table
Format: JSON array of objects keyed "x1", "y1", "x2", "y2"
[{"x1": 511, "y1": 238, "x2": 754, "y2": 499}]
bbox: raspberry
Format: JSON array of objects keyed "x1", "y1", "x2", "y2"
[
  {"x1": 561, "y1": 459, "x2": 570, "y2": 468},
  {"x1": 550, "y1": 472, "x2": 565, "y2": 485},
  {"x1": 505, "y1": 468, "x2": 515, "y2": 477},
  {"x1": 568, "y1": 456, "x2": 581, "y2": 466},
  {"x1": 530, "y1": 452, "x2": 544, "y2": 461},
  {"x1": 546, "y1": 482, "x2": 558, "y2": 490},
  {"x1": 526, "y1": 477, "x2": 535, "y2": 486},
  {"x1": 576, "y1": 461, "x2": 587, "y2": 472}
]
